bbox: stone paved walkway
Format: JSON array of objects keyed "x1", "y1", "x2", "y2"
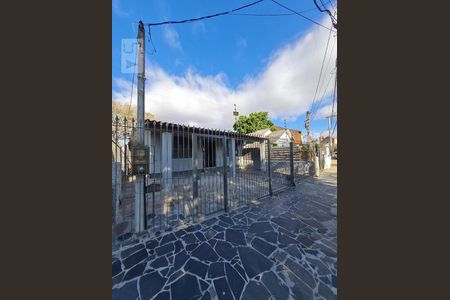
[{"x1": 112, "y1": 162, "x2": 337, "y2": 300}]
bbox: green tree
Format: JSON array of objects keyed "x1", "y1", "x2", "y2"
[{"x1": 233, "y1": 112, "x2": 276, "y2": 134}]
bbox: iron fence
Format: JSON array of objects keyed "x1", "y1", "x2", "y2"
[{"x1": 112, "y1": 117, "x2": 314, "y2": 248}]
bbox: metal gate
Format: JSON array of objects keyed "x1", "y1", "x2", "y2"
[{"x1": 192, "y1": 133, "x2": 228, "y2": 217}]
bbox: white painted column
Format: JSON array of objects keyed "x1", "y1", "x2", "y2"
[
  {"x1": 162, "y1": 132, "x2": 173, "y2": 189},
  {"x1": 259, "y1": 141, "x2": 266, "y2": 171}
]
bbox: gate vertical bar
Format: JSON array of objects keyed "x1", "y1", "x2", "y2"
[
  {"x1": 192, "y1": 133, "x2": 198, "y2": 222},
  {"x1": 223, "y1": 135, "x2": 228, "y2": 212},
  {"x1": 289, "y1": 140, "x2": 295, "y2": 186},
  {"x1": 267, "y1": 138, "x2": 273, "y2": 196}
]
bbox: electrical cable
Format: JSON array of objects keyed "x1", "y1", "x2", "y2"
[
  {"x1": 313, "y1": 0, "x2": 337, "y2": 28},
  {"x1": 270, "y1": 0, "x2": 335, "y2": 32},
  {"x1": 144, "y1": 0, "x2": 266, "y2": 26},
  {"x1": 311, "y1": 34, "x2": 336, "y2": 116},
  {"x1": 309, "y1": 28, "x2": 333, "y2": 117}
]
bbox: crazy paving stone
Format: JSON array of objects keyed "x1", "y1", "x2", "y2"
[
  {"x1": 271, "y1": 217, "x2": 303, "y2": 233},
  {"x1": 215, "y1": 240, "x2": 238, "y2": 261},
  {"x1": 208, "y1": 238, "x2": 218, "y2": 248},
  {"x1": 212, "y1": 225, "x2": 225, "y2": 232},
  {"x1": 192, "y1": 242, "x2": 220, "y2": 263},
  {"x1": 182, "y1": 233, "x2": 199, "y2": 244},
  {"x1": 297, "y1": 234, "x2": 315, "y2": 248},
  {"x1": 307, "y1": 257, "x2": 331, "y2": 276},
  {"x1": 154, "y1": 242, "x2": 175, "y2": 257},
  {"x1": 280, "y1": 270, "x2": 314, "y2": 300},
  {"x1": 213, "y1": 232, "x2": 225, "y2": 240},
  {"x1": 112, "y1": 260, "x2": 122, "y2": 277},
  {"x1": 251, "y1": 237, "x2": 276, "y2": 257},
  {"x1": 123, "y1": 262, "x2": 146, "y2": 281},
  {"x1": 256, "y1": 231, "x2": 278, "y2": 244},
  {"x1": 185, "y1": 258, "x2": 209, "y2": 279},
  {"x1": 213, "y1": 276, "x2": 234, "y2": 300},
  {"x1": 174, "y1": 229, "x2": 187, "y2": 238},
  {"x1": 168, "y1": 269, "x2": 184, "y2": 284},
  {"x1": 233, "y1": 263, "x2": 247, "y2": 281},
  {"x1": 174, "y1": 240, "x2": 184, "y2": 254},
  {"x1": 284, "y1": 258, "x2": 315, "y2": 288},
  {"x1": 112, "y1": 279, "x2": 138, "y2": 300},
  {"x1": 199, "y1": 279, "x2": 210, "y2": 291},
  {"x1": 185, "y1": 224, "x2": 202, "y2": 232},
  {"x1": 285, "y1": 245, "x2": 303, "y2": 260},
  {"x1": 150, "y1": 256, "x2": 169, "y2": 269},
  {"x1": 238, "y1": 246, "x2": 273, "y2": 278},
  {"x1": 248, "y1": 222, "x2": 274, "y2": 234},
  {"x1": 318, "y1": 282, "x2": 336, "y2": 300},
  {"x1": 261, "y1": 271, "x2": 290, "y2": 300},
  {"x1": 186, "y1": 243, "x2": 200, "y2": 252},
  {"x1": 272, "y1": 250, "x2": 288, "y2": 263},
  {"x1": 174, "y1": 250, "x2": 189, "y2": 270},
  {"x1": 153, "y1": 291, "x2": 170, "y2": 300},
  {"x1": 160, "y1": 267, "x2": 170, "y2": 276},
  {"x1": 219, "y1": 215, "x2": 234, "y2": 225},
  {"x1": 139, "y1": 271, "x2": 167, "y2": 300},
  {"x1": 208, "y1": 262, "x2": 225, "y2": 278},
  {"x1": 219, "y1": 221, "x2": 232, "y2": 228},
  {"x1": 120, "y1": 244, "x2": 145, "y2": 259},
  {"x1": 202, "y1": 217, "x2": 218, "y2": 227},
  {"x1": 278, "y1": 233, "x2": 299, "y2": 245},
  {"x1": 195, "y1": 231, "x2": 207, "y2": 242},
  {"x1": 146, "y1": 239, "x2": 159, "y2": 250},
  {"x1": 205, "y1": 228, "x2": 217, "y2": 239},
  {"x1": 112, "y1": 272, "x2": 124, "y2": 287},
  {"x1": 160, "y1": 233, "x2": 176, "y2": 246},
  {"x1": 225, "y1": 229, "x2": 247, "y2": 246},
  {"x1": 201, "y1": 291, "x2": 211, "y2": 300},
  {"x1": 331, "y1": 274, "x2": 337, "y2": 288},
  {"x1": 171, "y1": 273, "x2": 202, "y2": 300},
  {"x1": 320, "y1": 275, "x2": 331, "y2": 285},
  {"x1": 122, "y1": 248, "x2": 148, "y2": 269},
  {"x1": 241, "y1": 280, "x2": 271, "y2": 300},
  {"x1": 225, "y1": 263, "x2": 245, "y2": 300}
]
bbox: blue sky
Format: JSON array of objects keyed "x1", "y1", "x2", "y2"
[{"x1": 112, "y1": 0, "x2": 337, "y2": 140}]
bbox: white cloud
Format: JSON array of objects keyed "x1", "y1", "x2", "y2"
[
  {"x1": 163, "y1": 26, "x2": 182, "y2": 50},
  {"x1": 314, "y1": 103, "x2": 337, "y2": 120},
  {"x1": 113, "y1": 16, "x2": 337, "y2": 130}
]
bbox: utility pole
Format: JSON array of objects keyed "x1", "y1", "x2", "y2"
[
  {"x1": 135, "y1": 20, "x2": 146, "y2": 233},
  {"x1": 305, "y1": 111, "x2": 311, "y2": 146},
  {"x1": 325, "y1": 113, "x2": 337, "y2": 152}
]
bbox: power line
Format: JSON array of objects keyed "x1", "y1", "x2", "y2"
[
  {"x1": 229, "y1": 6, "x2": 318, "y2": 16},
  {"x1": 270, "y1": 0, "x2": 335, "y2": 32},
  {"x1": 311, "y1": 70, "x2": 336, "y2": 120},
  {"x1": 310, "y1": 34, "x2": 336, "y2": 116},
  {"x1": 313, "y1": 0, "x2": 337, "y2": 28},
  {"x1": 309, "y1": 27, "x2": 333, "y2": 117},
  {"x1": 144, "y1": 0, "x2": 266, "y2": 27}
]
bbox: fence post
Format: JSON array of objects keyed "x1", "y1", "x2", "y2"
[
  {"x1": 223, "y1": 136, "x2": 228, "y2": 212},
  {"x1": 289, "y1": 141, "x2": 295, "y2": 186},
  {"x1": 192, "y1": 133, "x2": 198, "y2": 222},
  {"x1": 267, "y1": 139, "x2": 273, "y2": 196}
]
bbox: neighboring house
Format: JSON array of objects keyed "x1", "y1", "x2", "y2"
[
  {"x1": 320, "y1": 136, "x2": 337, "y2": 149},
  {"x1": 273, "y1": 126, "x2": 303, "y2": 145},
  {"x1": 250, "y1": 126, "x2": 303, "y2": 147}
]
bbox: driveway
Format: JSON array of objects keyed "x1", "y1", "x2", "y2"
[{"x1": 112, "y1": 162, "x2": 337, "y2": 300}]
